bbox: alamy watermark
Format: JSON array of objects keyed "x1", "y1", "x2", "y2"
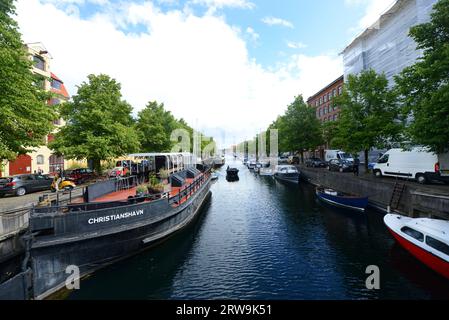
[{"x1": 365, "y1": 265, "x2": 380, "y2": 290}]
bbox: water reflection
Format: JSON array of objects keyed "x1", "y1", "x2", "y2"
[{"x1": 69, "y1": 160, "x2": 449, "y2": 300}]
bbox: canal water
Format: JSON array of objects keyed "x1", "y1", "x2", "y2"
[{"x1": 69, "y1": 160, "x2": 449, "y2": 300}]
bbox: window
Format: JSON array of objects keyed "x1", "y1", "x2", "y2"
[
  {"x1": 333, "y1": 89, "x2": 337, "y2": 97},
  {"x1": 319, "y1": 97, "x2": 322, "y2": 105},
  {"x1": 33, "y1": 55, "x2": 45, "y2": 70},
  {"x1": 323, "y1": 107, "x2": 327, "y2": 115},
  {"x1": 328, "y1": 93, "x2": 331, "y2": 101},
  {"x1": 51, "y1": 79, "x2": 62, "y2": 90},
  {"x1": 401, "y1": 227, "x2": 424, "y2": 242},
  {"x1": 333, "y1": 114, "x2": 337, "y2": 121},
  {"x1": 324, "y1": 95, "x2": 327, "y2": 103},
  {"x1": 338, "y1": 86, "x2": 343, "y2": 95},
  {"x1": 36, "y1": 155, "x2": 44, "y2": 165},
  {"x1": 377, "y1": 154, "x2": 389, "y2": 164},
  {"x1": 49, "y1": 98, "x2": 61, "y2": 106},
  {"x1": 426, "y1": 236, "x2": 449, "y2": 256}
]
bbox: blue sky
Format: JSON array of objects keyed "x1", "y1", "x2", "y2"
[
  {"x1": 62, "y1": 0, "x2": 373, "y2": 68},
  {"x1": 17, "y1": 0, "x2": 395, "y2": 146}
]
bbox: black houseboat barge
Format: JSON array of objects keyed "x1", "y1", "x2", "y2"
[{"x1": 4, "y1": 153, "x2": 212, "y2": 300}]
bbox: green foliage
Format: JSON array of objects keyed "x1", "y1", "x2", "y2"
[
  {"x1": 136, "y1": 184, "x2": 148, "y2": 195},
  {"x1": 50, "y1": 74, "x2": 140, "y2": 172},
  {"x1": 332, "y1": 70, "x2": 401, "y2": 168},
  {"x1": 270, "y1": 96, "x2": 323, "y2": 161},
  {"x1": 0, "y1": 0, "x2": 56, "y2": 160},
  {"x1": 159, "y1": 169, "x2": 170, "y2": 179},
  {"x1": 395, "y1": 0, "x2": 449, "y2": 154},
  {"x1": 136, "y1": 101, "x2": 180, "y2": 153}
]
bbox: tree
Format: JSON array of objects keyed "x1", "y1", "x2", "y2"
[
  {"x1": 332, "y1": 70, "x2": 401, "y2": 171},
  {"x1": 271, "y1": 96, "x2": 323, "y2": 163},
  {"x1": 50, "y1": 74, "x2": 139, "y2": 173},
  {"x1": 395, "y1": 0, "x2": 449, "y2": 154},
  {"x1": 0, "y1": 0, "x2": 56, "y2": 160},
  {"x1": 136, "y1": 101, "x2": 180, "y2": 153}
]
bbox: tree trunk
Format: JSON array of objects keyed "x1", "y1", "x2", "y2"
[
  {"x1": 93, "y1": 158, "x2": 102, "y2": 175},
  {"x1": 300, "y1": 151, "x2": 304, "y2": 164},
  {"x1": 364, "y1": 149, "x2": 369, "y2": 172}
]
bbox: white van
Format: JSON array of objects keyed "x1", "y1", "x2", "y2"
[
  {"x1": 324, "y1": 150, "x2": 354, "y2": 163},
  {"x1": 373, "y1": 147, "x2": 443, "y2": 184}
]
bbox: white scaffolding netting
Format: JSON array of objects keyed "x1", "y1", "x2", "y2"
[{"x1": 342, "y1": 0, "x2": 437, "y2": 87}]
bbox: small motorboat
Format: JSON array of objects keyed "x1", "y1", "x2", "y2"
[
  {"x1": 259, "y1": 168, "x2": 274, "y2": 176},
  {"x1": 274, "y1": 165, "x2": 300, "y2": 184},
  {"x1": 211, "y1": 172, "x2": 219, "y2": 181},
  {"x1": 226, "y1": 167, "x2": 239, "y2": 182},
  {"x1": 316, "y1": 187, "x2": 368, "y2": 212},
  {"x1": 247, "y1": 160, "x2": 257, "y2": 170},
  {"x1": 384, "y1": 214, "x2": 449, "y2": 280}
]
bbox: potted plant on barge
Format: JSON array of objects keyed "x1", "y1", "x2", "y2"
[
  {"x1": 159, "y1": 169, "x2": 171, "y2": 193},
  {"x1": 136, "y1": 185, "x2": 148, "y2": 198},
  {"x1": 147, "y1": 174, "x2": 164, "y2": 195}
]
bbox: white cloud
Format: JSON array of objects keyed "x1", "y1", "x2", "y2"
[
  {"x1": 346, "y1": 0, "x2": 396, "y2": 33},
  {"x1": 190, "y1": 0, "x2": 255, "y2": 11},
  {"x1": 286, "y1": 41, "x2": 307, "y2": 49},
  {"x1": 16, "y1": 0, "x2": 342, "y2": 146},
  {"x1": 246, "y1": 27, "x2": 259, "y2": 44},
  {"x1": 261, "y1": 16, "x2": 294, "y2": 29}
]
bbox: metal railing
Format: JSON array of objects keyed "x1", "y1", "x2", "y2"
[
  {"x1": 0, "y1": 208, "x2": 30, "y2": 240},
  {"x1": 32, "y1": 169, "x2": 212, "y2": 215}
]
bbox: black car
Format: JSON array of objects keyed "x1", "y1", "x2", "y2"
[
  {"x1": 0, "y1": 174, "x2": 53, "y2": 197},
  {"x1": 305, "y1": 157, "x2": 326, "y2": 168},
  {"x1": 327, "y1": 159, "x2": 356, "y2": 173}
]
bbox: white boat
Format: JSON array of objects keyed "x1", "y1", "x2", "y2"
[
  {"x1": 259, "y1": 168, "x2": 274, "y2": 176},
  {"x1": 384, "y1": 214, "x2": 449, "y2": 280},
  {"x1": 274, "y1": 165, "x2": 300, "y2": 184}
]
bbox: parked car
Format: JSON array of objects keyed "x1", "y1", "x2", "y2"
[
  {"x1": 373, "y1": 148, "x2": 449, "y2": 184},
  {"x1": 288, "y1": 156, "x2": 300, "y2": 165},
  {"x1": 65, "y1": 168, "x2": 96, "y2": 184},
  {"x1": 324, "y1": 150, "x2": 354, "y2": 164},
  {"x1": 0, "y1": 174, "x2": 53, "y2": 197},
  {"x1": 328, "y1": 159, "x2": 356, "y2": 173},
  {"x1": 305, "y1": 157, "x2": 326, "y2": 168},
  {"x1": 278, "y1": 156, "x2": 289, "y2": 164}
]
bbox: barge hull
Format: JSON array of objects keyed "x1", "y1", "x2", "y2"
[{"x1": 30, "y1": 179, "x2": 211, "y2": 300}]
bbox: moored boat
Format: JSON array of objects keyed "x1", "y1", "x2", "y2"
[
  {"x1": 316, "y1": 187, "x2": 368, "y2": 212},
  {"x1": 384, "y1": 214, "x2": 449, "y2": 280},
  {"x1": 19, "y1": 153, "x2": 212, "y2": 300},
  {"x1": 226, "y1": 167, "x2": 239, "y2": 182},
  {"x1": 274, "y1": 165, "x2": 300, "y2": 184}
]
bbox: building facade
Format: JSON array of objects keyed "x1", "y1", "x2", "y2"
[
  {"x1": 1, "y1": 43, "x2": 76, "y2": 177},
  {"x1": 307, "y1": 75, "x2": 344, "y2": 124},
  {"x1": 306, "y1": 75, "x2": 344, "y2": 159},
  {"x1": 342, "y1": 0, "x2": 437, "y2": 85}
]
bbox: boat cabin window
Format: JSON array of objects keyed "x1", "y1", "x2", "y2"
[
  {"x1": 426, "y1": 236, "x2": 449, "y2": 256},
  {"x1": 401, "y1": 227, "x2": 424, "y2": 242}
]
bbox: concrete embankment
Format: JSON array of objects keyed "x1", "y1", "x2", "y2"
[{"x1": 298, "y1": 166, "x2": 449, "y2": 220}]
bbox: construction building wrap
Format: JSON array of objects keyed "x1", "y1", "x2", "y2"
[{"x1": 342, "y1": 0, "x2": 437, "y2": 87}]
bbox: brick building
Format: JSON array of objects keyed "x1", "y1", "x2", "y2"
[
  {"x1": 307, "y1": 75, "x2": 344, "y2": 124},
  {"x1": 306, "y1": 76, "x2": 344, "y2": 159}
]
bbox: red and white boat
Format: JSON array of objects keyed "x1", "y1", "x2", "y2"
[{"x1": 384, "y1": 214, "x2": 449, "y2": 280}]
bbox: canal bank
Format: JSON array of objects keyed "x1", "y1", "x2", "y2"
[
  {"x1": 298, "y1": 166, "x2": 449, "y2": 220},
  {"x1": 66, "y1": 161, "x2": 449, "y2": 300}
]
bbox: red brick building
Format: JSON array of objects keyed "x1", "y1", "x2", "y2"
[
  {"x1": 307, "y1": 75, "x2": 344, "y2": 123},
  {"x1": 306, "y1": 75, "x2": 344, "y2": 159}
]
